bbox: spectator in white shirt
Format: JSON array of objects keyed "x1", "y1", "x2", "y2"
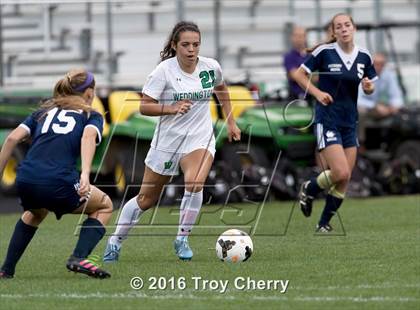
[
  {"x1": 358, "y1": 52, "x2": 404, "y2": 118},
  {"x1": 358, "y1": 53, "x2": 404, "y2": 148}
]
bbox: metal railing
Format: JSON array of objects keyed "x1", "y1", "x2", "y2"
[{"x1": 1, "y1": 0, "x2": 420, "y2": 88}]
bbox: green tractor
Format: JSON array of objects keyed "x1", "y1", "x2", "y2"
[
  {"x1": 0, "y1": 86, "x2": 315, "y2": 203},
  {"x1": 0, "y1": 89, "x2": 156, "y2": 199},
  {"x1": 0, "y1": 89, "x2": 51, "y2": 195},
  {"x1": 210, "y1": 87, "x2": 315, "y2": 202}
]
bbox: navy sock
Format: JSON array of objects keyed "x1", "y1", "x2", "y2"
[
  {"x1": 306, "y1": 177, "x2": 323, "y2": 197},
  {"x1": 1, "y1": 219, "x2": 38, "y2": 276},
  {"x1": 72, "y1": 218, "x2": 105, "y2": 259},
  {"x1": 318, "y1": 194, "x2": 344, "y2": 226}
]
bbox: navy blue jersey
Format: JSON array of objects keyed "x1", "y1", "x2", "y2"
[
  {"x1": 16, "y1": 107, "x2": 103, "y2": 185},
  {"x1": 301, "y1": 42, "x2": 377, "y2": 128}
]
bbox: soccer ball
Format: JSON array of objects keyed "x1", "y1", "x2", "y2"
[{"x1": 215, "y1": 229, "x2": 253, "y2": 262}]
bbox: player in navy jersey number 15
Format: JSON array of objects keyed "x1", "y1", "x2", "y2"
[
  {"x1": 0, "y1": 69, "x2": 113, "y2": 278},
  {"x1": 294, "y1": 13, "x2": 377, "y2": 232}
]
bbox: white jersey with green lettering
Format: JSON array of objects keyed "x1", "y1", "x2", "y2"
[{"x1": 142, "y1": 56, "x2": 223, "y2": 154}]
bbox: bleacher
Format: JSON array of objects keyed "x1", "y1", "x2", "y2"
[{"x1": 1, "y1": 0, "x2": 419, "y2": 95}]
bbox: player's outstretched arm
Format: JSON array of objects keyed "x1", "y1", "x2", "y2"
[
  {"x1": 294, "y1": 67, "x2": 333, "y2": 105},
  {"x1": 214, "y1": 83, "x2": 241, "y2": 142},
  {"x1": 0, "y1": 127, "x2": 29, "y2": 177}
]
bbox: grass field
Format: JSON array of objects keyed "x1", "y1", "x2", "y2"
[{"x1": 0, "y1": 195, "x2": 419, "y2": 309}]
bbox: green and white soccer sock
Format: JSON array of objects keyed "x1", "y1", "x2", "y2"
[
  {"x1": 109, "y1": 196, "x2": 143, "y2": 245},
  {"x1": 176, "y1": 190, "x2": 203, "y2": 241}
]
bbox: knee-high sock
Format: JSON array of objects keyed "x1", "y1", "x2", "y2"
[
  {"x1": 318, "y1": 188, "x2": 345, "y2": 226},
  {"x1": 306, "y1": 170, "x2": 334, "y2": 197},
  {"x1": 1, "y1": 219, "x2": 37, "y2": 276},
  {"x1": 109, "y1": 196, "x2": 143, "y2": 245},
  {"x1": 177, "y1": 190, "x2": 203, "y2": 240},
  {"x1": 73, "y1": 218, "x2": 105, "y2": 258}
]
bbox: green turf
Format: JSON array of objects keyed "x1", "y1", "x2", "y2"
[{"x1": 0, "y1": 195, "x2": 419, "y2": 310}]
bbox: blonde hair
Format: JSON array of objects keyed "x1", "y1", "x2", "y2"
[
  {"x1": 40, "y1": 69, "x2": 95, "y2": 113},
  {"x1": 307, "y1": 13, "x2": 355, "y2": 53}
]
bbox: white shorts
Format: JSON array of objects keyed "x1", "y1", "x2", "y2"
[{"x1": 145, "y1": 145, "x2": 216, "y2": 176}]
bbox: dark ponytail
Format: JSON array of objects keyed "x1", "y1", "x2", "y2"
[{"x1": 160, "y1": 21, "x2": 201, "y2": 62}]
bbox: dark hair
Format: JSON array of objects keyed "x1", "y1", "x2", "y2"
[
  {"x1": 40, "y1": 69, "x2": 95, "y2": 114},
  {"x1": 160, "y1": 21, "x2": 201, "y2": 62},
  {"x1": 307, "y1": 13, "x2": 355, "y2": 53}
]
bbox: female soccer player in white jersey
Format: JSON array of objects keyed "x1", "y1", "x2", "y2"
[
  {"x1": 104, "y1": 21, "x2": 241, "y2": 261},
  {"x1": 294, "y1": 13, "x2": 377, "y2": 232}
]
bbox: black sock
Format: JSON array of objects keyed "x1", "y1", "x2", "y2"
[
  {"x1": 318, "y1": 194, "x2": 344, "y2": 226},
  {"x1": 72, "y1": 218, "x2": 105, "y2": 259},
  {"x1": 306, "y1": 177, "x2": 323, "y2": 197},
  {"x1": 1, "y1": 219, "x2": 38, "y2": 276}
]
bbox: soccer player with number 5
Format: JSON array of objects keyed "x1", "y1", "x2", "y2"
[
  {"x1": 0, "y1": 70, "x2": 113, "y2": 278},
  {"x1": 104, "y1": 21, "x2": 241, "y2": 262},
  {"x1": 294, "y1": 13, "x2": 377, "y2": 232}
]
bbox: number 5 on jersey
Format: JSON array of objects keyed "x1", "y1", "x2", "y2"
[{"x1": 357, "y1": 63, "x2": 365, "y2": 79}]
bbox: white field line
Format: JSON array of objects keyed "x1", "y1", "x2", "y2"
[{"x1": 0, "y1": 292, "x2": 418, "y2": 303}]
